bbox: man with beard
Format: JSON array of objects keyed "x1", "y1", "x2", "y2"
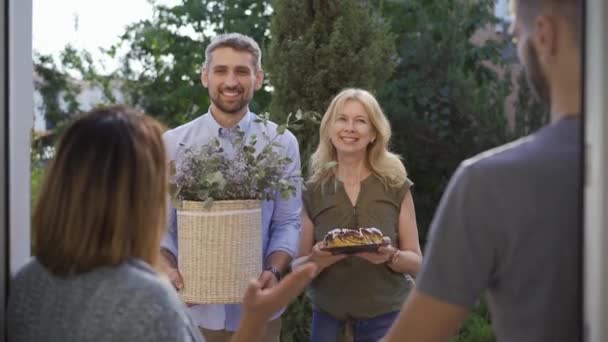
[
  {"x1": 381, "y1": 0, "x2": 582, "y2": 341},
  {"x1": 159, "y1": 33, "x2": 302, "y2": 342}
]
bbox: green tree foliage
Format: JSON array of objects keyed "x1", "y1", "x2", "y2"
[
  {"x1": 30, "y1": 149, "x2": 45, "y2": 211},
  {"x1": 268, "y1": 0, "x2": 396, "y2": 114},
  {"x1": 35, "y1": 43, "x2": 130, "y2": 131},
  {"x1": 269, "y1": 1, "x2": 396, "y2": 339},
  {"x1": 276, "y1": 0, "x2": 544, "y2": 340},
  {"x1": 107, "y1": 0, "x2": 273, "y2": 127},
  {"x1": 453, "y1": 301, "x2": 496, "y2": 342},
  {"x1": 281, "y1": 294, "x2": 314, "y2": 342},
  {"x1": 32, "y1": 1, "x2": 548, "y2": 340},
  {"x1": 512, "y1": 70, "x2": 550, "y2": 138},
  {"x1": 34, "y1": 1, "x2": 273, "y2": 129},
  {"x1": 34, "y1": 53, "x2": 81, "y2": 130},
  {"x1": 376, "y1": 0, "x2": 546, "y2": 241},
  {"x1": 267, "y1": 0, "x2": 397, "y2": 170}
]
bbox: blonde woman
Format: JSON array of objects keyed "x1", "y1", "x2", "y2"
[
  {"x1": 296, "y1": 89, "x2": 422, "y2": 341},
  {"x1": 7, "y1": 106, "x2": 316, "y2": 342}
]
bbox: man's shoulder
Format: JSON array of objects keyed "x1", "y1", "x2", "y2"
[
  {"x1": 463, "y1": 119, "x2": 580, "y2": 175},
  {"x1": 164, "y1": 115, "x2": 207, "y2": 141},
  {"x1": 163, "y1": 115, "x2": 209, "y2": 159},
  {"x1": 250, "y1": 114, "x2": 298, "y2": 145},
  {"x1": 445, "y1": 134, "x2": 541, "y2": 195},
  {"x1": 450, "y1": 125, "x2": 578, "y2": 197},
  {"x1": 250, "y1": 113, "x2": 279, "y2": 132},
  {"x1": 462, "y1": 134, "x2": 536, "y2": 173}
]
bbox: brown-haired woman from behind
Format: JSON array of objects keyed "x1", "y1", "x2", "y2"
[{"x1": 6, "y1": 105, "x2": 316, "y2": 342}]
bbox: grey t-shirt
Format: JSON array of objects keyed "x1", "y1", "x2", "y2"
[
  {"x1": 417, "y1": 117, "x2": 581, "y2": 341},
  {"x1": 7, "y1": 258, "x2": 204, "y2": 342}
]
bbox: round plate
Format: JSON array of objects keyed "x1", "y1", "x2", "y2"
[{"x1": 322, "y1": 242, "x2": 389, "y2": 255}]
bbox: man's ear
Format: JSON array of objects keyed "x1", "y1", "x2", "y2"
[
  {"x1": 533, "y1": 15, "x2": 558, "y2": 58},
  {"x1": 201, "y1": 68, "x2": 209, "y2": 88},
  {"x1": 254, "y1": 68, "x2": 264, "y2": 91}
]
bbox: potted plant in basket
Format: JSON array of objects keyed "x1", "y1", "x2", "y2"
[{"x1": 169, "y1": 112, "x2": 305, "y2": 304}]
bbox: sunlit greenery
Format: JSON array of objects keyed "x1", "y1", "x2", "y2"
[{"x1": 33, "y1": 1, "x2": 548, "y2": 341}]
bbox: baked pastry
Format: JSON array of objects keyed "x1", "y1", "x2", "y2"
[
  {"x1": 323, "y1": 227, "x2": 385, "y2": 248},
  {"x1": 362, "y1": 227, "x2": 384, "y2": 244}
]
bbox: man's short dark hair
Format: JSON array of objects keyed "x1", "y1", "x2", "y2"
[{"x1": 203, "y1": 33, "x2": 262, "y2": 70}]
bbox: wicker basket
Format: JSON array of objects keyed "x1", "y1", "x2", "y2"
[{"x1": 177, "y1": 199, "x2": 263, "y2": 304}]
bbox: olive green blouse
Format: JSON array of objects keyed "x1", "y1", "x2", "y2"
[{"x1": 303, "y1": 175, "x2": 415, "y2": 320}]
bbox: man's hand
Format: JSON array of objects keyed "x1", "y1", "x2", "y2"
[
  {"x1": 258, "y1": 270, "x2": 279, "y2": 290},
  {"x1": 244, "y1": 263, "x2": 318, "y2": 319},
  {"x1": 232, "y1": 263, "x2": 318, "y2": 342},
  {"x1": 159, "y1": 249, "x2": 184, "y2": 291}
]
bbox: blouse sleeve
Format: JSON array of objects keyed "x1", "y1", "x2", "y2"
[{"x1": 397, "y1": 177, "x2": 414, "y2": 204}]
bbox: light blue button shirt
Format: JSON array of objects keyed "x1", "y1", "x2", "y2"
[{"x1": 161, "y1": 110, "x2": 302, "y2": 331}]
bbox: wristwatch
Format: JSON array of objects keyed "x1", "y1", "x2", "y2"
[{"x1": 264, "y1": 265, "x2": 282, "y2": 282}]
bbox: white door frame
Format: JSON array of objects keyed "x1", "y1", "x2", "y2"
[
  {"x1": 1, "y1": 0, "x2": 608, "y2": 341},
  {"x1": 1, "y1": 0, "x2": 33, "y2": 338},
  {"x1": 1, "y1": 0, "x2": 33, "y2": 336},
  {"x1": 584, "y1": 0, "x2": 608, "y2": 341},
  {"x1": 0, "y1": 0, "x2": 7, "y2": 337},
  {"x1": 7, "y1": 0, "x2": 33, "y2": 275}
]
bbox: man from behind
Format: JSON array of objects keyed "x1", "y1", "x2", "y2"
[{"x1": 383, "y1": 0, "x2": 583, "y2": 341}]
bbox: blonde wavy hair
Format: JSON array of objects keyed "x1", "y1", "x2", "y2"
[{"x1": 308, "y1": 88, "x2": 407, "y2": 188}]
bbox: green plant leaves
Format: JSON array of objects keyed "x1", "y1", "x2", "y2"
[{"x1": 173, "y1": 116, "x2": 302, "y2": 202}]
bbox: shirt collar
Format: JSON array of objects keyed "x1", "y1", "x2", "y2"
[{"x1": 203, "y1": 108, "x2": 253, "y2": 137}]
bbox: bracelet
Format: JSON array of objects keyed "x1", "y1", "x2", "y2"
[{"x1": 264, "y1": 265, "x2": 282, "y2": 282}]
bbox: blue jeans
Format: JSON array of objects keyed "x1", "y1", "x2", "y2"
[{"x1": 310, "y1": 310, "x2": 399, "y2": 342}]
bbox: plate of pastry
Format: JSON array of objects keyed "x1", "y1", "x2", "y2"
[{"x1": 321, "y1": 227, "x2": 389, "y2": 254}]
